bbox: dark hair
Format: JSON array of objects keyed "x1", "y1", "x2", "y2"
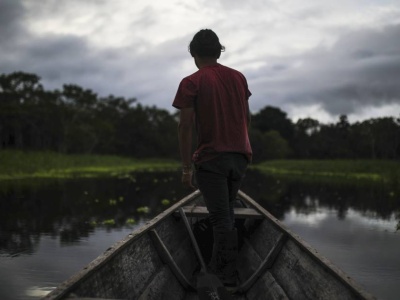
[{"x1": 188, "y1": 29, "x2": 225, "y2": 58}]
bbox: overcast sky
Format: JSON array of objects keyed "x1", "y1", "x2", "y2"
[{"x1": 1, "y1": 0, "x2": 400, "y2": 123}]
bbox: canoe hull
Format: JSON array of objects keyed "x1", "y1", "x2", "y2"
[{"x1": 44, "y1": 190, "x2": 375, "y2": 300}]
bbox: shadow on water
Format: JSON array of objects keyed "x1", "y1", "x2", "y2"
[{"x1": 0, "y1": 169, "x2": 399, "y2": 299}]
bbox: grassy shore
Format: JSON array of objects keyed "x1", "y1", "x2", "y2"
[
  {"x1": 0, "y1": 150, "x2": 179, "y2": 180},
  {"x1": 1, "y1": 150, "x2": 399, "y2": 183},
  {"x1": 253, "y1": 159, "x2": 400, "y2": 182}
]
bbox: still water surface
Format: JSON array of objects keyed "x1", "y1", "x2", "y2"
[{"x1": 0, "y1": 170, "x2": 399, "y2": 299}]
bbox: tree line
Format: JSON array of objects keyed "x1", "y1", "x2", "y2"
[{"x1": 1, "y1": 72, "x2": 399, "y2": 162}]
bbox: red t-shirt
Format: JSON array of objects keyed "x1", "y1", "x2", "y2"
[{"x1": 173, "y1": 63, "x2": 252, "y2": 163}]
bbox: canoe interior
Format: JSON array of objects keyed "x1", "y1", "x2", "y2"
[{"x1": 46, "y1": 191, "x2": 375, "y2": 300}]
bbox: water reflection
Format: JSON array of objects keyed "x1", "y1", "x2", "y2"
[
  {"x1": 282, "y1": 205, "x2": 400, "y2": 300},
  {"x1": 240, "y1": 170, "x2": 399, "y2": 228},
  {"x1": 239, "y1": 171, "x2": 400, "y2": 300},
  {"x1": 0, "y1": 169, "x2": 399, "y2": 299},
  {"x1": 0, "y1": 172, "x2": 188, "y2": 257}
]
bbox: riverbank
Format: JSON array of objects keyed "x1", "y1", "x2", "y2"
[
  {"x1": 253, "y1": 159, "x2": 400, "y2": 183},
  {"x1": 0, "y1": 150, "x2": 179, "y2": 180},
  {"x1": 1, "y1": 150, "x2": 399, "y2": 183}
]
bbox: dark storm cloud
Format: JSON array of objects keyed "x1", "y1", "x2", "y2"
[
  {"x1": 315, "y1": 25, "x2": 400, "y2": 114},
  {"x1": 1, "y1": 0, "x2": 399, "y2": 120},
  {"x1": 249, "y1": 24, "x2": 400, "y2": 116},
  {"x1": 0, "y1": 0, "x2": 24, "y2": 39},
  {"x1": 0, "y1": 0, "x2": 188, "y2": 104},
  {"x1": 1, "y1": 32, "x2": 103, "y2": 88},
  {"x1": 0, "y1": 0, "x2": 32, "y2": 73}
]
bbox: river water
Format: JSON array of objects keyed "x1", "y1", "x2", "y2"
[{"x1": 0, "y1": 170, "x2": 399, "y2": 299}]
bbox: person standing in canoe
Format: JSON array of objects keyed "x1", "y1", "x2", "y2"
[{"x1": 172, "y1": 29, "x2": 252, "y2": 288}]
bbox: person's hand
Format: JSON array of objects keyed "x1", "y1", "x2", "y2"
[{"x1": 181, "y1": 170, "x2": 195, "y2": 190}]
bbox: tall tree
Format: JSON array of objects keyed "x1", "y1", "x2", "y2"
[
  {"x1": 252, "y1": 106, "x2": 295, "y2": 141},
  {"x1": 293, "y1": 118, "x2": 320, "y2": 158},
  {"x1": 1, "y1": 71, "x2": 399, "y2": 161},
  {"x1": 249, "y1": 128, "x2": 291, "y2": 162},
  {"x1": 334, "y1": 115, "x2": 352, "y2": 158},
  {"x1": 368, "y1": 117, "x2": 400, "y2": 159},
  {"x1": 60, "y1": 84, "x2": 99, "y2": 153},
  {"x1": 0, "y1": 72, "x2": 44, "y2": 149}
]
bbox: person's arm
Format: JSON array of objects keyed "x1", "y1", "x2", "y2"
[
  {"x1": 178, "y1": 107, "x2": 195, "y2": 189},
  {"x1": 246, "y1": 100, "x2": 251, "y2": 128}
]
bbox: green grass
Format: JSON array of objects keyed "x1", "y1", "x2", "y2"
[
  {"x1": 2, "y1": 150, "x2": 399, "y2": 185},
  {"x1": 252, "y1": 159, "x2": 400, "y2": 182},
  {"x1": 0, "y1": 150, "x2": 179, "y2": 180}
]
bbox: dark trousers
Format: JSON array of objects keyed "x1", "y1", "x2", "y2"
[{"x1": 195, "y1": 153, "x2": 248, "y2": 233}]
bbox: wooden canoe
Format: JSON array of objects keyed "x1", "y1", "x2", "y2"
[{"x1": 44, "y1": 190, "x2": 376, "y2": 300}]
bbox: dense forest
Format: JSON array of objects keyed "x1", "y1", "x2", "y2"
[{"x1": 1, "y1": 71, "x2": 399, "y2": 162}]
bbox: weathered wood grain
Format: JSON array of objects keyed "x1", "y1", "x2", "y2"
[
  {"x1": 237, "y1": 237, "x2": 289, "y2": 299},
  {"x1": 153, "y1": 216, "x2": 198, "y2": 280},
  {"x1": 70, "y1": 233, "x2": 162, "y2": 299},
  {"x1": 237, "y1": 239, "x2": 262, "y2": 281},
  {"x1": 149, "y1": 229, "x2": 195, "y2": 290},
  {"x1": 272, "y1": 239, "x2": 364, "y2": 300},
  {"x1": 66, "y1": 295, "x2": 126, "y2": 300},
  {"x1": 177, "y1": 206, "x2": 263, "y2": 219},
  {"x1": 245, "y1": 272, "x2": 289, "y2": 300},
  {"x1": 45, "y1": 191, "x2": 201, "y2": 300},
  {"x1": 185, "y1": 292, "x2": 247, "y2": 300},
  {"x1": 138, "y1": 264, "x2": 186, "y2": 300},
  {"x1": 45, "y1": 190, "x2": 376, "y2": 300},
  {"x1": 247, "y1": 219, "x2": 283, "y2": 259},
  {"x1": 236, "y1": 233, "x2": 287, "y2": 293},
  {"x1": 238, "y1": 190, "x2": 376, "y2": 300}
]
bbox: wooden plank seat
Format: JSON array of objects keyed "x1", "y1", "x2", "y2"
[{"x1": 176, "y1": 206, "x2": 263, "y2": 219}]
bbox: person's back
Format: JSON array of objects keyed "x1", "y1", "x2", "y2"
[
  {"x1": 178, "y1": 63, "x2": 252, "y2": 163},
  {"x1": 173, "y1": 28, "x2": 252, "y2": 289}
]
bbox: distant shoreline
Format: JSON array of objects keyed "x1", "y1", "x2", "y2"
[
  {"x1": 0, "y1": 150, "x2": 179, "y2": 180},
  {"x1": 1, "y1": 150, "x2": 399, "y2": 183},
  {"x1": 253, "y1": 159, "x2": 400, "y2": 183}
]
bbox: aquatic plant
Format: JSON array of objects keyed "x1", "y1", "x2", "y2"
[
  {"x1": 109, "y1": 199, "x2": 117, "y2": 206},
  {"x1": 102, "y1": 219, "x2": 116, "y2": 226},
  {"x1": 161, "y1": 199, "x2": 170, "y2": 206},
  {"x1": 136, "y1": 206, "x2": 150, "y2": 213},
  {"x1": 126, "y1": 218, "x2": 136, "y2": 225}
]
